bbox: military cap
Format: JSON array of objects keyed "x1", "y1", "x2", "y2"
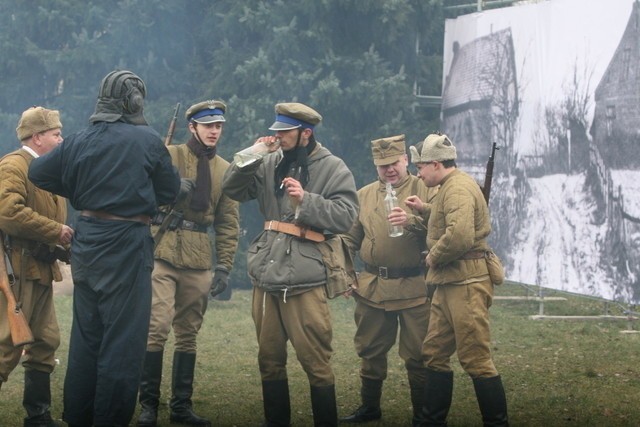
[
  {"x1": 268, "y1": 102, "x2": 322, "y2": 131},
  {"x1": 371, "y1": 134, "x2": 406, "y2": 166},
  {"x1": 16, "y1": 106, "x2": 62, "y2": 141},
  {"x1": 185, "y1": 100, "x2": 227, "y2": 124},
  {"x1": 410, "y1": 133, "x2": 457, "y2": 163}
]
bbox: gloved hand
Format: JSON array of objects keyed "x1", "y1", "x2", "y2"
[
  {"x1": 176, "y1": 178, "x2": 195, "y2": 203},
  {"x1": 210, "y1": 266, "x2": 229, "y2": 299}
]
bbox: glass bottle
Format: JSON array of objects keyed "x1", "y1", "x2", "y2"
[{"x1": 384, "y1": 182, "x2": 403, "y2": 237}]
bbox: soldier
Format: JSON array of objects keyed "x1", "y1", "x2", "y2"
[
  {"x1": 222, "y1": 102, "x2": 359, "y2": 427},
  {"x1": 340, "y1": 135, "x2": 437, "y2": 426},
  {"x1": 28, "y1": 70, "x2": 181, "y2": 427},
  {"x1": 137, "y1": 100, "x2": 239, "y2": 427},
  {"x1": 410, "y1": 133, "x2": 509, "y2": 427},
  {"x1": 0, "y1": 106, "x2": 72, "y2": 427}
]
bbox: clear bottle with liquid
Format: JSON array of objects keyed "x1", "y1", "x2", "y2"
[
  {"x1": 234, "y1": 138, "x2": 280, "y2": 167},
  {"x1": 384, "y1": 182, "x2": 404, "y2": 237}
]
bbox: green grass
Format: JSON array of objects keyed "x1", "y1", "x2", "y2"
[{"x1": 1, "y1": 283, "x2": 639, "y2": 426}]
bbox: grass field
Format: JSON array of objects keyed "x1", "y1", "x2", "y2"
[{"x1": 1, "y1": 282, "x2": 639, "y2": 426}]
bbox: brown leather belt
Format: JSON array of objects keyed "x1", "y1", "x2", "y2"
[
  {"x1": 459, "y1": 250, "x2": 486, "y2": 260},
  {"x1": 81, "y1": 210, "x2": 151, "y2": 225},
  {"x1": 364, "y1": 263, "x2": 424, "y2": 279},
  {"x1": 264, "y1": 220, "x2": 325, "y2": 242}
]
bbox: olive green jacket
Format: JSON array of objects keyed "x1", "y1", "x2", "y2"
[
  {"x1": 343, "y1": 175, "x2": 437, "y2": 308},
  {"x1": 426, "y1": 169, "x2": 491, "y2": 285},
  {"x1": 0, "y1": 149, "x2": 66, "y2": 284},
  {"x1": 153, "y1": 144, "x2": 239, "y2": 270}
]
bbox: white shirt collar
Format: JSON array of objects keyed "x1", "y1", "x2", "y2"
[{"x1": 21, "y1": 145, "x2": 39, "y2": 158}]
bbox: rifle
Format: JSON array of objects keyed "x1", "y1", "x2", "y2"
[
  {"x1": 482, "y1": 142, "x2": 499, "y2": 206},
  {"x1": 154, "y1": 102, "x2": 184, "y2": 249},
  {"x1": 0, "y1": 235, "x2": 34, "y2": 347},
  {"x1": 164, "y1": 102, "x2": 181, "y2": 147}
]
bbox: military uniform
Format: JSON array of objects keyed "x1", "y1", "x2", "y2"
[
  {"x1": 0, "y1": 106, "x2": 67, "y2": 426},
  {"x1": 341, "y1": 135, "x2": 437, "y2": 425},
  {"x1": 410, "y1": 133, "x2": 508, "y2": 427},
  {"x1": 29, "y1": 71, "x2": 181, "y2": 427},
  {"x1": 138, "y1": 100, "x2": 239, "y2": 427},
  {"x1": 222, "y1": 103, "x2": 358, "y2": 427}
]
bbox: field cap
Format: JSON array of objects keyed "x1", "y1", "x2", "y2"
[
  {"x1": 16, "y1": 106, "x2": 62, "y2": 141},
  {"x1": 371, "y1": 134, "x2": 406, "y2": 166},
  {"x1": 186, "y1": 100, "x2": 227, "y2": 124},
  {"x1": 410, "y1": 132, "x2": 457, "y2": 163},
  {"x1": 268, "y1": 102, "x2": 322, "y2": 131}
]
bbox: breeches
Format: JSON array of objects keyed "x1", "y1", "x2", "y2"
[
  {"x1": 252, "y1": 286, "x2": 335, "y2": 387},
  {"x1": 353, "y1": 301, "x2": 429, "y2": 384},
  {"x1": 146, "y1": 260, "x2": 211, "y2": 353},
  {"x1": 0, "y1": 278, "x2": 60, "y2": 382},
  {"x1": 422, "y1": 279, "x2": 498, "y2": 378}
]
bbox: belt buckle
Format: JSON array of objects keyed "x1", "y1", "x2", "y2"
[
  {"x1": 266, "y1": 220, "x2": 275, "y2": 231},
  {"x1": 378, "y1": 266, "x2": 388, "y2": 279}
]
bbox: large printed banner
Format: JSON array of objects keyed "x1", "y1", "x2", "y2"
[{"x1": 442, "y1": 0, "x2": 640, "y2": 303}]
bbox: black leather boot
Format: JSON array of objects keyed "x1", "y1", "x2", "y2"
[
  {"x1": 169, "y1": 352, "x2": 211, "y2": 426},
  {"x1": 409, "y1": 380, "x2": 426, "y2": 427},
  {"x1": 310, "y1": 384, "x2": 338, "y2": 427},
  {"x1": 137, "y1": 350, "x2": 164, "y2": 427},
  {"x1": 261, "y1": 379, "x2": 291, "y2": 427},
  {"x1": 23, "y1": 370, "x2": 63, "y2": 427},
  {"x1": 472, "y1": 375, "x2": 509, "y2": 427},
  {"x1": 419, "y1": 369, "x2": 453, "y2": 427},
  {"x1": 339, "y1": 378, "x2": 382, "y2": 423}
]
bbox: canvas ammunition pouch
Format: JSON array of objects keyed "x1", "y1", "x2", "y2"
[
  {"x1": 317, "y1": 235, "x2": 357, "y2": 299},
  {"x1": 485, "y1": 250, "x2": 505, "y2": 285}
]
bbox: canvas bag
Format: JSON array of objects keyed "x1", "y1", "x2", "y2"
[
  {"x1": 318, "y1": 235, "x2": 357, "y2": 298},
  {"x1": 485, "y1": 250, "x2": 505, "y2": 285}
]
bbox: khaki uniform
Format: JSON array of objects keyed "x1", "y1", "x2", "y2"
[
  {"x1": 422, "y1": 169, "x2": 497, "y2": 378},
  {"x1": 343, "y1": 175, "x2": 437, "y2": 384},
  {"x1": 149, "y1": 143, "x2": 239, "y2": 352},
  {"x1": 0, "y1": 149, "x2": 66, "y2": 382}
]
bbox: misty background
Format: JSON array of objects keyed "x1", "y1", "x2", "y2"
[{"x1": 1, "y1": 0, "x2": 474, "y2": 292}]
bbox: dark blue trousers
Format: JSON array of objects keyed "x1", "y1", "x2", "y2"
[{"x1": 62, "y1": 217, "x2": 154, "y2": 427}]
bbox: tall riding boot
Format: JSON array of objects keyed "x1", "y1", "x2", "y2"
[
  {"x1": 409, "y1": 380, "x2": 426, "y2": 427},
  {"x1": 310, "y1": 384, "x2": 338, "y2": 427},
  {"x1": 23, "y1": 370, "x2": 61, "y2": 427},
  {"x1": 419, "y1": 369, "x2": 453, "y2": 427},
  {"x1": 339, "y1": 377, "x2": 382, "y2": 423},
  {"x1": 261, "y1": 379, "x2": 291, "y2": 427},
  {"x1": 137, "y1": 350, "x2": 164, "y2": 427},
  {"x1": 472, "y1": 375, "x2": 509, "y2": 427},
  {"x1": 169, "y1": 352, "x2": 211, "y2": 427}
]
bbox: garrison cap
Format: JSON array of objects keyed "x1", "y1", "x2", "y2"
[
  {"x1": 185, "y1": 100, "x2": 227, "y2": 124},
  {"x1": 371, "y1": 134, "x2": 406, "y2": 166},
  {"x1": 269, "y1": 102, "x2": 322, "y2": 131},
  {"x1": 16, "y1": 106, "x2": 62, "y2": 141},
  {"x1": 410, "y1": 132, "x2": 457, "y2": 163}
]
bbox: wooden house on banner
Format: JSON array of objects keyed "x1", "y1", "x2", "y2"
[
  {"x1": 591, "y1": 0, "x2": 640, "y2": 168},
  {"x1": 440, "y1": 27, "x2": 518, "y2": 166}
]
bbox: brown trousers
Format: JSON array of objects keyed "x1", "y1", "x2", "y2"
[
  {"x1": 422, "y1": 278, "x2": 498, "y2": 378},
  {"x1": 252, "y1": 286, "x2": 334, "y2": 387},
  {"x1": 146, "y1": 260, "x2": 211, "y2": 353},
  {"x1": 354, "y1": 301, "x2": 430, "y2": 384},
  {"x1": 0, "y1": 278, "x2": 60, "y2": 382}
]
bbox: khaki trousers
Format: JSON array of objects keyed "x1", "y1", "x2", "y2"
[
  {"x1": 146, "y1": 260, "x2": 211, "y2": 353},
  {"x1": 422, "y1": 279, "x2": 498, "y2": 378},
  {"x1": 354, "y1": 301, "x2": 429, "y2": 384},
  {"x1": 0, "y1": 278, "x2": 60, "y2": 382},
  {"x1": 252, "y1": 286, "x2": 334, "y2": 387}
]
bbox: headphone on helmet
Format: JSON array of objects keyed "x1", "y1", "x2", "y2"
[{"x1": 99, "y1": 70, "x2": 146, "y2": 114}]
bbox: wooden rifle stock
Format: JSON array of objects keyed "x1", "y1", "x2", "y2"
[
  {"x1": 0, "y1": 242, "x2": 34, "y2": 347},
  {"x1": 482, "y1": 142, "x2": 499, "y2": 206},
  {"x1": 164, "y1": 102, "x2": 181, "y2": 147}
]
